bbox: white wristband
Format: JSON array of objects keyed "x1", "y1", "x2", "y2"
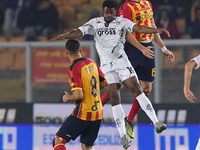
[{"x1": 161, "y1": 46, "x2": 167, "y2": 52}]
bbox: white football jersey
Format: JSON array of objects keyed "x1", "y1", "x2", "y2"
[
  {"x1": 191, "y1": 54, "x2": 200, "y2": 69},
  {"x1": 79, "y1": 17, "x2": 136, "y2": 65}
]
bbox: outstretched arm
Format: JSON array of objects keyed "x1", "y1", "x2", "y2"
[
  {"x1": 152, "y1": 19, "x2": 175, "y2": 63},
  {"x1": 133, "y1": 24, "x2": 170, "y2": 37},
  {"x1": 184, "y1": 60, "x2": 197, "y2": 103},
  {"x1": 126, "y1": 32, "x2": 154, "y2": 59},
  {"x1": 49, "y1": 29, "x2": 83, "y2": 41}
]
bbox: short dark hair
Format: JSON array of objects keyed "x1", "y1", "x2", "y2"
[
  {"x1": 103, "y1": 0, "x2": 117, "y2": 10},
  {"x1": 65, "y1": 39, "x2": 80, "y2": 53}
]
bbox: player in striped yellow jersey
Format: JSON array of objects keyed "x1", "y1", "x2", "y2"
[{"x1": 52, "y1": 39, "x2": 108, "y2": 150}]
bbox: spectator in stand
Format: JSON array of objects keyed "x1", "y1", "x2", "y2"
[
  {"x1": 17, "y1": 0, "x2": 38, "y2": 41},
  {"x1": 3, "y1": 0, "x2": 24, "y2": 40},
  {"x1": 190, "y1": 7, "x2": 200, "y2": 38},
  {"x1": 0, "y1": 0, "x2": 5, "y2": 35},
  {"x1": 156, "y1": 9, "x2": 178, "y2": 39},
  {"x1": 35, "y1": 0, "x2": 59, "y2": 39},
  {"x1": 156, "y1": 0, "x2": 177, "y2": 20},
  {"x1": 190, "y1": 0, "x2": 200, "y2": 23}
]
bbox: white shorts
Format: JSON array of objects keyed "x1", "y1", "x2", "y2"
[{"x1": 101, "y1": 58, "x2": 137, "y2": 84}]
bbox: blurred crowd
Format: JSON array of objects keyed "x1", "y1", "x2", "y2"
[
  {"x1": 0, "y1": 0, "x2": 59, "y2": 41},
  {"x1": 0, "y1": 0, "x2": 200, "y2": 41}
]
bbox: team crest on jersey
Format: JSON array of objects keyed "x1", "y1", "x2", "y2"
[{"x1": 97, "y1": 28, "x2": 116, "y2": 37}]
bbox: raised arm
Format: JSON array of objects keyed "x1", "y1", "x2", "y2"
[
  {"x1": 184, "y1": 60, "x2": 197, "y2": 102},
  {"x1": 152, "y1": 19, "x2": 175, "y2": 63},
  {"x1": 49, "y1": 29, "x2": 83, "y2": 41},
  {"x1": 133, "y1": 24, "x2": 170, "y2": 37},
  {"x1": 126, "y1": 32, "x2": 154, "y2": 59}
]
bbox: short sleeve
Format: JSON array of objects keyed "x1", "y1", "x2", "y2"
[
  {"x1": 191, "y1": 55, "x2": 200, "y2": 69},
  {"x1": 78, "y1": 19, "x2": 95, "y2": 36},
  {"x1": 67, "y1": 68, "x2": 82, "y2": 92},
  {"x1": 123, "y1": 18, "x2": 136, "y2": 32}
]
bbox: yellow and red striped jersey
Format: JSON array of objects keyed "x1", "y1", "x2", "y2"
[
  {"x1": 118, "y1": 0, "x2": 154, "y2": 40},
  {"x1": 67, "y1": 57, "x2": 106, "y2": 121}
]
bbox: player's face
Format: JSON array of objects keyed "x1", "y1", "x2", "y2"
[{"x1": 103, "y1": 7, "x2": 116, "y2": 22}]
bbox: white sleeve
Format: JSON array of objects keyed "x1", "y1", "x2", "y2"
[
  {"x1": 191, "y1": 55, "x2": 200, "y2": 69},
  {"x1": 78, "y1": 19, "x2": 95, "y2": 36},
  {"x1": 123, "y1": 18, "x2": 136, "y2": 32}
]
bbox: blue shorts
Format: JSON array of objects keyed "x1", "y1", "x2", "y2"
[
  {"x1": 55, "y1": 115, "x2": 101, "y2": 146},
  {"x1": 124, "y1": 41, "x2": 155, "y2": 82}
]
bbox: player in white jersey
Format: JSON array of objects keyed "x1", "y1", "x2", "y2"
[
  {"x1": 49, "y1": 0, "x2": 168, "y2": 149},
  {"x1": 184, "y1": 54, "x2": 200, "y2": 150}
]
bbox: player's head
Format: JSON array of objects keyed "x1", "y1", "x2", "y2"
[
  {"x1": 102, "y1": 0, "x2": 117, "y2": 23},
  {"x1": 65, "y1": 39, "x2": 81, "y2": 55}
]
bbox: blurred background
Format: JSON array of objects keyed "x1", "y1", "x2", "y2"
[
  {"x1": 0, "y1": 0, "x2": 200, "y2": 103},
  {"x1": 0, "y1": 0, "x2": 200, "y2": 150}
]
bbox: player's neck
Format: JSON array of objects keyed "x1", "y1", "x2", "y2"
[
  {"x1": 131, "y1": 0, "x2": 140, "y2": 2},
  {"x1": 69, "y1": 54, "x2": 82, "y2": 63}
]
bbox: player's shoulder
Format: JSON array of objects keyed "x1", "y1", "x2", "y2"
[
  {"x1": 142, "y1": 0, "x2": 152, "y2": 6},
  {"x1": 116, "y1": 16, "x2": 131, "y2": 23},
  {"x1": 86, "y1": 58, "x2": 98, "y2": 65},
  {"x1": 89, "y1": 17, "x2": 104, "y2": 23},
  {"x1": 69, "y1": 57, "x2": 87, "y2": 71}
]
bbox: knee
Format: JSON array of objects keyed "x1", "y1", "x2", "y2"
[
  {"x1": 140, "y1": 81, "x2": 153, "y2": 93},
  {"x1": 142, "y1": 85, "x2": 152, "y2": 93},
  {"x1": 81, "y1": 143, "x2": 93, "y2": 150}
]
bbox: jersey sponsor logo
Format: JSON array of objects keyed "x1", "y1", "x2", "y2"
[
  {"x1": 135, "y1": 12, "x2": 153, "y2": 21},
  {"x1": 97, "y1": 28, "x2": 116, "y2": 37}
]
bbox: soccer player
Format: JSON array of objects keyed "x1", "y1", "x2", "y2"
[
  {"x1": 99, "y1": 0, "x2": 175, "y2": 139},
  {"x1": 184, "y1": 54, "x2": 200, "y2": 150},
  {"x1": 50, "y1": 0, "x2": 168, "y2": 149},
  {"x1": 52, "y1": 39, "x2": 108, "y2": 150}
]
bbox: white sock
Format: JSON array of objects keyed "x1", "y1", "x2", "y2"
[
  {"x1": 136, "y1": 93, "x2": 159, "y2": 124},
  {"x1": 112, "y1": 104, "x2": 126, "y2": 137},
  {"x1": 196, "y1": 139, "x2": 200, "y2": 150}
]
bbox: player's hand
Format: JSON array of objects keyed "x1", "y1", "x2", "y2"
[
  {"x1": 141, "y1": 46, "x2": 154, "y2": 59},
  {"x1": 62, "y1": 91, "x2": 70, "y2": 103},
  {"x1": 184, "y1": 89, "x2": 196, "y2": 103},
  {"x1": 49, "y1": 35, "x2": 64, "y2": 41},
  {"x1": 157, "y1": 28, "x2": 170, "y2": 38},
  {"x1": 163, "y1": 50, "x2": 175, "y2": 63}
]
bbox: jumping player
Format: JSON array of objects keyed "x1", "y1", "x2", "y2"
[
  {"x1": 101, "y1": 0, "x2": 175, "y2": 139},
  {"x1": 50, "y1": 0, "x2": 168, "y2": 149}
]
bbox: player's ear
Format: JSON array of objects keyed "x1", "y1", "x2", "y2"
[
  {"x1": 65, "y1": 50, "x2": 69, "y2": 56},
  {"x1": 79, "y1": 48, "x2": 82, "y2": 53}
]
